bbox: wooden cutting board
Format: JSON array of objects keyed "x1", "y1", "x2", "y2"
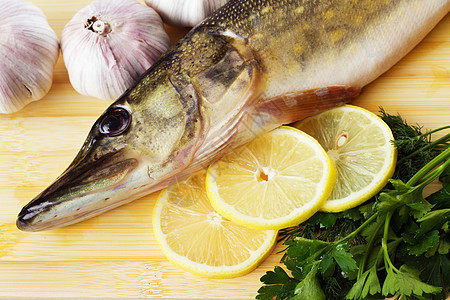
[{"x1": 0, "y1": 1, "x2": 449, "y2": 298}]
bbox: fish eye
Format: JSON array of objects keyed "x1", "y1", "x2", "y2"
[{"x1": 99, "y1": 107, "x2": 131, "y2": 136}]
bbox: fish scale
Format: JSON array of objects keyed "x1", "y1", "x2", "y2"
[{"x1": 17, "y1": 0, "x2": 450, "y2": 231}]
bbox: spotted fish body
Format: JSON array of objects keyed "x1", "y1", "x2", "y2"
[{"x1": 17, "y1": 0, "x2": 449, "y2": 231}]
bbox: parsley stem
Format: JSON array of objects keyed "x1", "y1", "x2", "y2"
[
  {"x1": 407, "y1": 147, "x2": 450, "y2": 186},
  {"x1": 338, "y1": 212, "x2": 379, "y2": 245},
  {"x1": 382, "y1": 211, "x2": 398, "y2": 272},
  {"x1": 416, "y1": 157, "x2": 450, "y2": 188},
  {"x1": 357, "y1": 215, "x2": 385, "y2": 278},
  {"x1": 375, "y1": 247, "x2": 385, "y2": 272}
]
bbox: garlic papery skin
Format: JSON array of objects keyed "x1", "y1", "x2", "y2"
[
  {"x1": 61, "y1": 0, "x2": 170, "y2": 101},
  {"x1": 0, "y1": 0, "x2": 59, "y2": 114},
  {"x1": 145, "y1": 0, "x2": 229, "y2": 27}
]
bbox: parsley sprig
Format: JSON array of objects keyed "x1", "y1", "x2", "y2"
[{"x1": 257, "y1": 110, "x2": 450, "y2": 300}]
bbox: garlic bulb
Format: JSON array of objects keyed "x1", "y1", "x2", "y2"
[
  {"x1": 0, "y1": 0, "x2": 59, "y2": 114},
  {"x1": 145, "y1": 0, "x2": 229, "y2": 27},
  {"x1": 61, "y1": 0, "x2": 170, "y2": 101}
]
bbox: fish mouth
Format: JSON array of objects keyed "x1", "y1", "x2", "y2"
[{"x1": 16, "y1": 151, "x2": 139, "y2": 232}]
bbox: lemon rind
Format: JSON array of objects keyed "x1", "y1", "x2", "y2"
[
  {"x1": 206, "y1": 126, "x2": 337, "y2": 230},
  {"x1": 295, "y1": 105, "x2": 397, "y2": 212},
  {"x1": 153, "y1": 188, "x2": 278, "y2": 279}
]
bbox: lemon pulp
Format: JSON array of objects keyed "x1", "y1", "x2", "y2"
[
  {"x1": 206, "y1": 126, "x2": 337, "y2": 230},
  {"x1": 153, "y1": 170, "x2": 277, "y2": 278},
  {"x1": 294, "y1": 105, "x2": 397, "y2": 212}
]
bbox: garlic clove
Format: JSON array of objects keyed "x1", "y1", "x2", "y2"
[
  {"x1": 0, "y1": 0, "x2": 59, "y2": 114},
  {"x1": 61, "y1": 0, "x2": 170, "y2": 101},
  {"x1": 145, "y1": 0, "x2": 229, "y2": 27}
]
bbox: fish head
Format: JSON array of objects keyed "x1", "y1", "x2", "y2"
[
  {"x1": 17, "y1": 29, "x2": 264, "y2": 232},
  {"x1": 16, "y1": 63, "x2": 203, "y2": 232}
]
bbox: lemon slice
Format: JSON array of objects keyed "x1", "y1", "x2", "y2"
[
  {"x1": 293, "y1": 105, "x2": 397, "y2": 212},
  {"x1": 205, "y1": 126, "x2": 337, "y2": 230},
  {"x1": 153, "y1": 170, "x2": 277, "y2": 278}
]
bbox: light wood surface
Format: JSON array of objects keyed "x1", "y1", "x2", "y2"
[{"x1": 0, "y1": 1, "x2": 449, "y2": 298}]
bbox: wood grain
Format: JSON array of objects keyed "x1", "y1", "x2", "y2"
[{"x1": 0, "y1": 1, "x2": 449, "y2": 298}]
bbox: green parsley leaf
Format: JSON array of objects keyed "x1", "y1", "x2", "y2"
[
  {"x1": 376, "y1": 180, "x2": 417, "y2": 213},
  {"x1": 360, "y1": 216, "x2": 384, "y2": 240},
  {"x1": 346, "y1": 266, "x2": 381, "y2": 299},
  {"x1": 285, "y1": 241, "x2": 312, "y2": 262},
  {"x1": 416, "y1": 208, "x2": 450, "y2": 235},
  {"x1": 257, "y1": 266, "x2": 298, "y2": 300},
  {"x1": 377, "y1": 179, "x2": 434, "y2": 220},
  {"x1": 292, "y1": 266, "x2": 326, "y2": 300},
  {"x1": 438, "y1": 239, "x2": 449, "y2": 255},
  {"x1": 408, "y1": 199, "x2": 434, "y2": 219},
  {"x1": 258, "y1": 111, "x2": 450, "y2": 300},
  {"x1": 345, "y1": 269, "x2": 369, "y2": 300},
  {"x1": 331, "y1": 243, "x2": 358, "y2": 274},
  {"x1": 382, "y1": 265, "x2": 442, "y2": 297},
  {"x1": 421, "y1": 254, "x2": 450, "y2": 295},
  {"x1": 358, "y1": 202, "x2": 376, "y2": 219},
  {"x1": 340, "y1": 207, "x2": 365, "y2": 221},
  {"x1": 426, "y1": 184, "x2": 450, "y2": 209},
  {"x1": 319, "y1": 251, "x2": 335, "y2": 277},
  {"x1": 286, "y1": 239, "x2": 330, "y2": 266},
  {"x1": 440, "y1": 255, "x2": 450, "y2": 288},
  {"x1": 406, "y1": 229, "x2": 440, "y2": 256},
  {"x1": 361, "y1": 267, "x2": 381, "y2": 298},
  {"x1": 307, "y1": 212, "x2": 339, "y2": 227},
  {"x1": 350, "y1": 244, "x2": 382, "y2": 276},
  {"x1": 260, "y1": 265, "x2": 292, "y2": 284}
]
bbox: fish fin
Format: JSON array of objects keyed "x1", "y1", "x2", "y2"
[
  {"x1": 225, "y1": 85, "x2": 360, "y2": 149},
  {"x1": 184, "y1": 85, "x2": 359, "y2": 177},
  {"x1": 253, "y1": 86, "x2": 361, "y2": 126},
  {"x1": 190, "y1": 35, "x2": 265, "y2": 163}
]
